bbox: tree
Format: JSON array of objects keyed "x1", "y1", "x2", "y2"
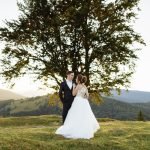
[
  {"x1": 137, "y1": 110, "x2": 144, "y2": 121},
  {"x1": 0, "y1": 0, "x2": 144, "y2": 99}
]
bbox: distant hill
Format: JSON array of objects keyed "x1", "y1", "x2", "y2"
[
  {"x1": 0, "y1": 95, "x2": 149, "y2": 120},
  {"x1": 105, "y1": 89, "x2": 150, "y2": 103},
  {"x1": 92, "y1": 97, "x2": 150, "y2": 120},
  {"x1": 0, "y1": 89, "x2": 26, "y2": 101}
]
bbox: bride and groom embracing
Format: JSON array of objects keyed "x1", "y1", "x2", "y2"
[{"x1": 55, "y1": 71, "x2": 100, "y2": 139}]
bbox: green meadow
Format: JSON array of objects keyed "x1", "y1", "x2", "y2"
[{"x1": 0, "y1": 115, "x2": 149, "y2": 150}]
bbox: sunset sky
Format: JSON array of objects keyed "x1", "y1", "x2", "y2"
[{"x1": 0, "y1": 0, "x2": 150, "y2": 97}]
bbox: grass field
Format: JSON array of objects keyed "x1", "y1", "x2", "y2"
[{"x1": 0, "y1": 115, "x2": 150, "y2": 150}]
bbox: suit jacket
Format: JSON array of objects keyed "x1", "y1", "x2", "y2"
[{"x1": 59, "y1": 80, "x2": 75, "y2": 104}]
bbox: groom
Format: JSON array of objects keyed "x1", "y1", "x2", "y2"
[{"x1": 59, "y1": 70, "x2": 75, "y2": 124}]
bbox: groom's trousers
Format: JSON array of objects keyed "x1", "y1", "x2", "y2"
[{"x1": 62, "y1": 102, "x2": 72, "y2": 124}]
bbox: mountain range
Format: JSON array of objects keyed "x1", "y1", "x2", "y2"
[
  {"x1": 0, "y1": 94, "x2": 149, "y2": 120},
  {"x1": 0, "y1": 88, "x2": 150, "y2": 120},
  {"x1": 1, "y1": 88, "x2": 150, "y2": 103},
  {"x1": 106, "y1": 89, "x2": 150, "y2": 103},
  {"x1": 0, "y1": 89, "x2": 25, "y2": 101}
]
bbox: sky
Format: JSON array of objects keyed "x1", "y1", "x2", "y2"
[{"x1": 0, "y1": 0, "x2": 150, "y2": 97}]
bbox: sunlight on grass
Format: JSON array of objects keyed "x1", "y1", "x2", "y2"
[{"x1": 0, "y1": 115, "x2": 150, "y2": 150}]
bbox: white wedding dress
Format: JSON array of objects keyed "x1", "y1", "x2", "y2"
[{"x1": 55, "y1": 86, "x2": 100, "y2": 139}]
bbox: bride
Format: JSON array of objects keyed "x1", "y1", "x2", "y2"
[{"x1": 55, "y1": 74, "x2": 100, "y2": 139}]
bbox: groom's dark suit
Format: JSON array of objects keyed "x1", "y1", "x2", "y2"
[{"x1": 59, "y1": 80, "x2": 75, "y2": 124}]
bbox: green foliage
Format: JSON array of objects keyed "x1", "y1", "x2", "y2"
[
  {"x1": 137, "y1": 110, "x2": 145, "y2": 121},
  {"x1": 48, "y1": 92, "x2": 62, "y2": 108},
  {"x1": 0, "y1": 0, "x2": 145, "y2": 96},
  {"x1": 89, "y1": 91, "x2": 103, "y2": 104}
]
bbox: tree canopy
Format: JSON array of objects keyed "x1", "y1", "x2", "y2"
[{"x1": 0, "y1": 0, "x2": 144, "y2": 96}]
